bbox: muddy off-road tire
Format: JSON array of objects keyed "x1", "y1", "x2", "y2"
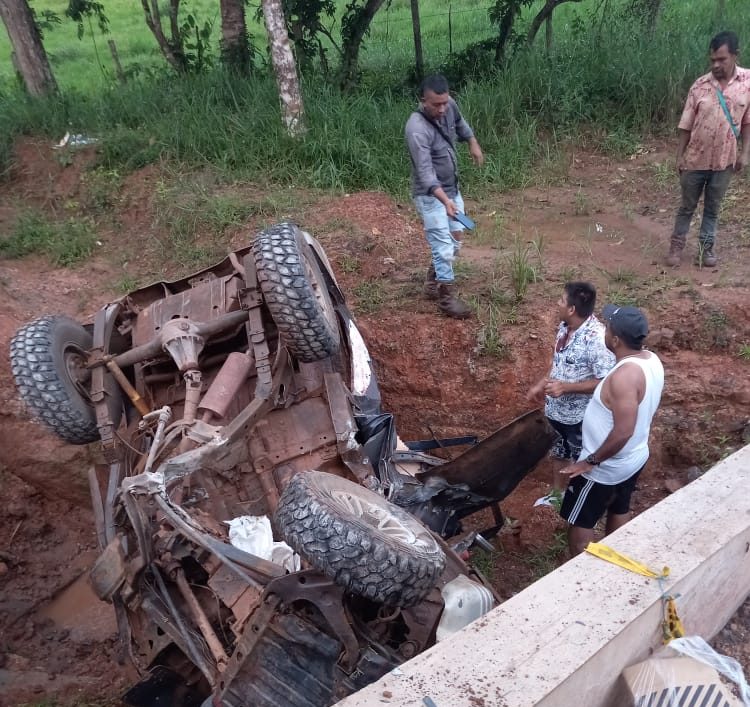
[
  {"x1": 276, "y1": 471, "x2": 446, "y2": 607},
  {"x1": 10, "y1": 315, "x2": 99, "y2": 445},
  {"x1": 253, "y1": 222, "x2": 340, "y2": 363}
]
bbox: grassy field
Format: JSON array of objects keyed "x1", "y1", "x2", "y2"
[
  {"x1": 2, "y1": 0, "x2": 743, "y2": 92},
  {"x1": 0, "y1": 0, "x2": 498, "y2": 91},
  {"x1": 0, "y1": 0, "x2": 748, "y2": 196}
]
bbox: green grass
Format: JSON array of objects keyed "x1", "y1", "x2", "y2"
[
  {"x1": 338, "y1": 254, "x2": 361, "y2": 273},
  {"x1": 604, "y1": 266, "x2": 638, "y2": 286},
  {"x1": 115, "y1": 275, "x2": 139, "y2": 293},
  {"x1": 1, "y1": 0, "x2": 749, "y2": 197},
  {"x1": 80, "y1": 166, "x2": 123, "y2": 213},
  {"x1": 573, "y1": 187, "x2": 589, "y2": 216},
  {"x1": 507, "y1": 239, "x2": 539, "y2": 301},
  {"x1": 0, "y1": 212, "x2": 98, "y2": 265},
  {"x1": 452, "y1": 259, "x2": 476, "y2": 280},
  {"x1": 147, "y1": 171, "x2": 306, "y2": 267},
  {"x1": 738, "y1": 343, "x2": 750, "y2": 361},
  {"x1": 604, "y1": 287, "x2": 640, "y2": 308},
  {"x1": 476, "y1": 303, "x2": 511, "y2": 359},
  {"x1": 0, "y1": 0, "x2": 497, "y2": 92},
  {"x1": 352, "y1": 279, "x2": 387, "y2": 313},
  {"x1": 651, "y1": 160, "x2": 675, "y2": 189},
  {"x1": 471, "y1": 548, "x2": 497, "y2": 577},
  {"x1": 524, "y1": 529, "x2": 568, "y2": 580},
  {"x1": 694, "y1": 430, "x2": 740, "y2": 468},
  {"x1": 557, "y1": 266, "x2": 580, "y2": 283}
]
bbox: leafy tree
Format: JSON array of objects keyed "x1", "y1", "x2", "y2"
[
  {"x1": 283, "y1": 0, "x2": 337, "y2": 71},
  {"x1": 339, "y1": 0, "x2": 388, "y2": 91},
  {"x1": 0, "y1": 0, "x2": 58, "y2": 96},
  {"x1": 66, "y1": 0, "x2": 108, "y2": 39},
  {"x1": 139, "y1": 0, "x2": 213, "y2": 73},
  {"x1": 261, "y1": 0, "x2": 306, "y2": 135},
  {"x1": 255, "y1": 0, "x2": 388, "y2": 90},
  {"x1": 489, "y1": 0, "x2": 527, "y2": 62},
  {"x1": 220, "y1": 0, "x2": 254, "y2": 74},
  {"x1": 526, "y1": 0, "x2": 584, "y2": 46},
  {"x1": 488, "y1": 0, "x2": 584, "y2": 61},
  {"x1": 625, "y1": 0, "x2": 663, "y2": 33}
]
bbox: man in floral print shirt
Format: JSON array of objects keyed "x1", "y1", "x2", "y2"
[
  {"x1": 666, "y1": 31, "x2": 750, "y2": 268},
  {"x1": 527, "y1": 282, "x2": 614, "y2": 506}
]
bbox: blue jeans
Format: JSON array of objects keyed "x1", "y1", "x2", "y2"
[
  {"x1": 414, "y1": 192, "x2": 465, "y2": 282},
  {"x1": 673, "y1": 168, "x2": 733, "y2": 248}
]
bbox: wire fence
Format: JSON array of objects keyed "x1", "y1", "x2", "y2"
[
  {"x1": 373, "y1": 5, "x2": 495, "y2": 25},
  {"x1": 364, "y1": 4, "x2": 498, "y2": 67}
]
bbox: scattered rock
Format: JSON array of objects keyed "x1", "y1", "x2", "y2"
[
  {"x1": 729, "y1": 390, "x2": 750, "y2": 406},
  {"x1": 646, "y1": 327, "x2": 675, "y2": 349},
  {"x1": 664, "y1": 478, "x2": 685, "y2": 493},
  {"x1": 5, "y1": 653, "x2": 31, "y2": 671}
]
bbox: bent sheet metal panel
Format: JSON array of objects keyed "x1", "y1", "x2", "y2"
[{"x1": 419, "y1": 409, "x2": 556, "y2": 501}]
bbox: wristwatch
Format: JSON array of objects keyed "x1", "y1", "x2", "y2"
[{"x1": 584, "y1": 454, "x2": 600, "y2": 466}]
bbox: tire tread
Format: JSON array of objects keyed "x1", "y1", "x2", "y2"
[
  {"x1": 276, "y1": 471, "x2": 445, "y2": 607},
  {"x1": 253, "y1": 223, "x2": 339, "y2": 363},
  {"x1": 10, "y1": 315, "x2": 99, "y2": 444}
]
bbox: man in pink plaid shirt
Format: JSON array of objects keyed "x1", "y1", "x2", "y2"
[{"x1": 666, "y1": 31, "x2": 750, "y2": 268}]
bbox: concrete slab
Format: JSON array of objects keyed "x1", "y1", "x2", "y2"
[{"x1": 337, "y1": 444, "x2": 750, "y2": 707}]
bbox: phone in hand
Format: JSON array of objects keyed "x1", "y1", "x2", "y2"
[{"x1": 452, "y1": 211, "x2": 475, "y2": 230}]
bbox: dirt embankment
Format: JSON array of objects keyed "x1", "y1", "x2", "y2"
[{"x1": 1, "y1": 138, "x2": 749, "y2": 704}]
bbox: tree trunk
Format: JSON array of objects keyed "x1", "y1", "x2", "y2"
[
  {"x1": 527, "y1": 0, "x2": 583, "y2": 46},
  {"x1": 139, "y1": 0, "x2": 187, "y2": 72},
  {"x1": 108, "y1": 39, "x2": 126, "y2": 84},
  {"x1": 642, "y1": 0, "x2": 662, "y2": 33},
  {"x1": 0, "y1": 0, "x2": 58, "y2": 96},
  {"x1": 494, "y1": 0, "x2": 522, "y2": 64},
  {"x1": 261, "y1": 0, "x2": 305, "y2": 136},
  {"x1": 410, "y1": 0, "x2": 424, "y2": 82},
  {"x1": 339, "y1": 0, "x2": 387, "y2": 92},
  {"x1": 626, "y1": 0, "x2": 662, "y2": 34},
  {"x1": 220, "y1": 0, "x2": 251, "y2": 73}
]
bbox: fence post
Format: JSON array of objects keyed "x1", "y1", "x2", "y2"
[
  {"x1": 108, "y1": 39, "x2": 126, "y2": 84},
  {"x1": 448, "y1": 4, "x2": 452, "y2": 56},
  {"x1": 410, "y1": 0, "x2": 424, "y2": 81}
]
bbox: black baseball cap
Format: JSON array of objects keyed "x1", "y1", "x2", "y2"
[{"x1": 602, "y1": 304, "x2": 649, "y2": 347}]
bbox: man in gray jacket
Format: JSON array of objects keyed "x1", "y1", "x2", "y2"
[{"x1": 405, "y1": 74, "x2": 484, "y2": 319}]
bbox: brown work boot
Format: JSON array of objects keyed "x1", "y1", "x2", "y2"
[
  {"x1": 423, "y1": 265, "x2": 439, "y2": 300},
  {"x1": 696, "y1": 246, "x2": 717, "y2": 268},
  {"x1": 437, "y1": 283, "x2": 472, "y2": 319},
  {"x1": 665, "y1": 234, "x2": 686, "y2": 267}
]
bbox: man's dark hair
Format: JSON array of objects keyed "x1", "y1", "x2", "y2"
[
  {"x1": 710, "y1": 31, "x2": 739, "y2": 55},
  {"x1": 419, "y1": 74, "x2": 449, "y2": 97},
  {"x1": 564, "y1": 281, "x2": 597, "y2": 318}
]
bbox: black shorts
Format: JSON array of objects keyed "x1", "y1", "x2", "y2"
[
  {"x1": 560, "y1": 467, "x2": 644, "y2": 529},
  {"x1": 548, "y1": 418, "x2": 583, "y2": 461}
]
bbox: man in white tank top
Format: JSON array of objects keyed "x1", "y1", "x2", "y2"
[{"x1": 559, "y1": 305, "x2": 664, "y2": 556}]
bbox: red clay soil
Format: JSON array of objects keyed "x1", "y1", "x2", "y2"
[{"x1": 1, "y1": 138, "x2": 750, "y2": 705}]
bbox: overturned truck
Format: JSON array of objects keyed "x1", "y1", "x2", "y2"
[{"x1": 10, "y1": 223, "x2": 555, "y2": 706}]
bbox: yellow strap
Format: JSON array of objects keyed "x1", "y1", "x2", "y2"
[
  {"x1": 585, "y1": 542, "x2": 670, "y2": 580},
  {"x1": 585, "y1": 543, "x2": 684, "y2": 643},
  {"x1": 662, "y1": 596, "x2": 686, "y2": 643}
]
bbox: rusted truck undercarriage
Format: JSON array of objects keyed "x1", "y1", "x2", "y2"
[{"x1": 10, "y1": 223, "x2": 555, "y2": 706}]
